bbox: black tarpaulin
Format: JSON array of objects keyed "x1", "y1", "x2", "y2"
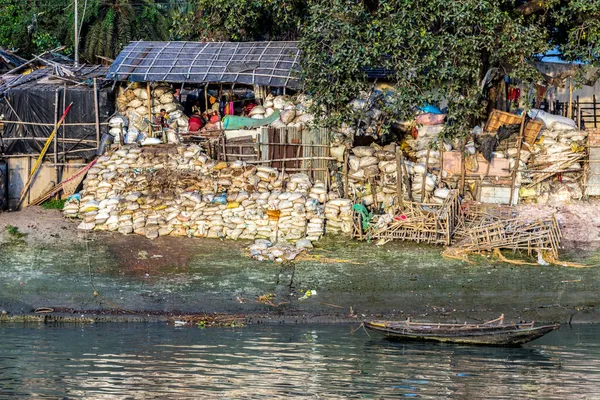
[{"x1": 0, "y1": 82, "x2": 114, "y2": 158}]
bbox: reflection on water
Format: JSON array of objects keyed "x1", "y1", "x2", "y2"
[{"x1": 0, "y1": 324, "x2": 598, "y2": 399}]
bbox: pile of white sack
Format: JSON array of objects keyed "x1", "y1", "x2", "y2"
[
  {"x1": 114, "y1": 82, "x2": 187, "y2": 144},
  {"x1": 248, "y1": 238, "x2": 313, "y2": 263},
  {"x1": 346, "y1": 144, "x2": 440, "y2": 209},
  {"x1": 324, "y1": 198, "x2": 354, "y2": 234},
  {"x1": 63, "y1": 144, "x2": 334, "y2": 242},
  {"x1": 252, "y1": 94, "x2": 315, "y2": 131}
]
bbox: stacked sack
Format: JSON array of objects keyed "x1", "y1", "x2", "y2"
[
  {"x1": 324, "y1": 199, "x2": 353, "y2": 234},
  {"x1": 115, "y1": 83, "x2": 187, "y2": 143},
  {"x1": 253, "y1": 94, "x2": 314, "y2": 131},
  {"x1": 248, "y1": 238, "x2": 313, "y2": 263},
  {"x1": 63, "y1": 144, "x2": 327, "y2": 243},
  {"x1": 346, "y1": 144, "x2": 439, "y2": 209}
]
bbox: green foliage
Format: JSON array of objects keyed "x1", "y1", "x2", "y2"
[
  {"x1": 83, "y1": 0, "x2": 168, "y2": 62},
  {"x1": 300, "y1": 0, "x2": 560, "y2": 139},
  {"x1": 41, "y1": 199, "x2": 66, "y2": 210},
  {"x1": 193, "y1": 0, "x2": 307, "y2": 41}
]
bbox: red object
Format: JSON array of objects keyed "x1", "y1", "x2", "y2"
[
  {"x1": 188, "y1": 115, "x2": 204, "y2": 132},
  {"x1": 411, "y1": 126, "x2": 419, "y2": 139},
  {"x1": 210, "y1": 115, "x2": 220, "y2": 123},
  {"x1": 508, "y1": 87, "x2": 521, "y2": 103}
]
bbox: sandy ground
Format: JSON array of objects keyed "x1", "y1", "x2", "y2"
[
  {"x1": 2, "y1": 201, "x2": 600, "y2": 251},
  {"x1": 517, "y1": 198, "x2": 600, "y2": 251},
  {"x1": 0, "y1": 207, "x2": 84, "y2": 246}
]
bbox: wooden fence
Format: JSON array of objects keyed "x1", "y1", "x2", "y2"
[
  {"x1": 217, "y1": 126, "x2": 333, "y2": 185},
  {"x1": 554, "y1": 95, "x2": 600, "y2": 129}
]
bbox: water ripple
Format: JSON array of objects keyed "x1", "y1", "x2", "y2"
[{"x1": 0, "y1": 324, "x2": 599, "y2": 399}]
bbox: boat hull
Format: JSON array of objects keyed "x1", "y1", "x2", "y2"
[{"x1": 365, "y1": 321, "x2": 560, "y2": 346}]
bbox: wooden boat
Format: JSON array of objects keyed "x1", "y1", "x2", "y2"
[{"x1": 364, "y1": 315, "x2": 560, "y2": 346}]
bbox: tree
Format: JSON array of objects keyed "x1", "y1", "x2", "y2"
[
  {"x1": 82, "y1": 0, "x2": 168, "y2": 62},
  {"x1": 189, "y1": 0, "x2": 306, "y2": 41},
  {"x1": 0, "y1": 0, "x2": 71, "y2": 55},
  {"x1": 299, "y1": 0, "x2": 600, "y2": 139}
]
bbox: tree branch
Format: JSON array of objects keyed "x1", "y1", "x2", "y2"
[{"x1": 517, "y1": 0, "x2": 548, "y2": 16}]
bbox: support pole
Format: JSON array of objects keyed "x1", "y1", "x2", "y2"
[
  {"x1": 568, "y1": 78, "x2": 573, "y2": 119},
  {"x1": 204, "y1": 83, "x2": 209, "y2": 114},
  {"x1": 509, "y1": 114, "x2": 527, "y2": 206},
  {"x1": 594, "y1": 94, "x2": 598, "y2": 128},
  {"x1": 93, "y1": 78, "x2": 100, "y2": 147},
  {"x1": 146, "y1": 83, "x2": 152, "y2": 137},
  {"x1": 343, "y1": 147, "x2": 349, "y2": 198},
  {"x1": 53, "y1": 89, "x2": 59, "y2": 185},
  {"x1": 74, "y1": 0, "x2": 79, "y2": 66},
  {"x1": 396, "y1": 148, "x2": 403, "y2": 211},
  {"x1": 62, "y1": 83, "x2": 66, "y2": 162},
  {"x1": 421, "y1": 149, "x2": 430, "y2": 202}
]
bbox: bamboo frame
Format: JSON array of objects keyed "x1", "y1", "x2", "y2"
[{"x1": 353, "y1": 190, "x2": 461, "y2": 246}]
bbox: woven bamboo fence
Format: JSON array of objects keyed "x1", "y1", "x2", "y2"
[{"x1": 353, "y1": 190, "x2": 461, "y2": 245}]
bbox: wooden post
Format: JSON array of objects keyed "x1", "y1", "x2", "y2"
[
  {"x1": 62, "y1": 83, "x2": 66, "y2": 161},
  {"x1": 594, "y1": 94, "x2": 598, "y2": 128},
  {"x1": 421, "y1": 149, "x2": 430, "y2": 202},
  {"x1": 459, "y1": 142, "x2": 466, "y2": 197},
  {"x1": 53, "y1": 89, "x2": 59, "y2": 176},
  {"x1": 204, "y1": 83, "x2": 209, "y2": 113},
  {"x1": 400, "y1": 152, "x2": 412, "y2": 201},
  {"x1": 577, "y1": 96, "x2": 581, "y2": 129},
  {"x1": 509, "y1": 114, "x2": 527, "y2": 206},
  {"x1": 146, "y1": 83, "x2": 152, "y2": 137},
  {"x1": 343, "y1": 147, "x2": 349, "y2": 198},
  {"x1": 93, "y1": 78, "x2": 100, "y2": 148},
  {"x1": 369, "y1": 177, "x2": 378, "y2": 211},
  {"x1": 396, "y1": 148, "x2": 403, "y2": 211},
  {"x1": 568, "y1": 78, "x2": 573, "y2": 119},
  {"x1": 439, "y1": 140, "x2": 445, "y2": 183}
]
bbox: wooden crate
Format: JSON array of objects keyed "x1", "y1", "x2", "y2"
[
  {"x1": 485, "y1": 110, "x2": 522, "y2": 132},
  {"x1": 523, "y1": 120, "x2": 543, "y2": 146},
  {"x1": 485, "y1": 109, "x2": 543, "y2": 146}
]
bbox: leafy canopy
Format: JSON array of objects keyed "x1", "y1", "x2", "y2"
[{"x1": 299, "y1": 0, "x2": 600, "y2": 138}]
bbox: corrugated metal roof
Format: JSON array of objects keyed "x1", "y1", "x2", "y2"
[{"x1": 107, "y1": 41, "x2": 301, "y2": 88}]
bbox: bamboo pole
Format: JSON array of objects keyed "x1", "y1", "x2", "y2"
[
  {"x1": 62, "y1": 84, "x2": 66, "y2": 161},
  {"x1": 401, "y1": 152, "x2": 412, "y2": 201},
  {"x1": 17, "y1": 103, "x2": 73, "y2": 209},
  {"x1": 568, "y1": 78, "x2": 573, "y2": 119},
  {"x1": 93, "y1": 78, "x2": 100, "y2": 147},
  {"x1": 1, "y1": 120, "x2": 109, "y2": 127},
  {"x1": 509, "y1": 114, "x2": 527, "y2": 205},
  {"x1": 343, "y1": 147, "x2": 349, "y2": 198},
  {"x1": 146, "y1": 83, "x2": 153, "y2": 137},
  {"x1": 204, "y1": 83, "x2": 209, "y2": 113},
  {"x1": 459, "y1": 142, "x2": 466, "y2": 196},
  {"x1": 53, "y1": 89, "x2": 59, "y2": 185},
  {"x1": 421, "y1": 149, "x2": 430, "y2": 202},
  {"x1": 594, "y1": 94, "x2": 598, "y2": 128},
  {"x1": 396, "y1": 149, "x2": 403, "y2": 211}
]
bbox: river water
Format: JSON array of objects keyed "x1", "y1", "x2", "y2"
[{"x1": 0, "y1": 323, "x2": 598, "y2": 399}]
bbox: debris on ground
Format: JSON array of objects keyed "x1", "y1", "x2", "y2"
[{"x1": 247, "y1": 239, "x2": 312, "y2": 263}]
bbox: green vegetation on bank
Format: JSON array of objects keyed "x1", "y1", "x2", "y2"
[{"x1": 0, "y1": 1, "x2": 598, "y2": 139}]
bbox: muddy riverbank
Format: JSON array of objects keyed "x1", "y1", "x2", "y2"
[{"x1": 1, "y1": 206, "x2": 600, "y2": 324}]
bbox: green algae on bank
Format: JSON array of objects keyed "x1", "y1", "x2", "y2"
[{"x1": 1, "y1": 234, "x2": 600, "y2": 324}]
